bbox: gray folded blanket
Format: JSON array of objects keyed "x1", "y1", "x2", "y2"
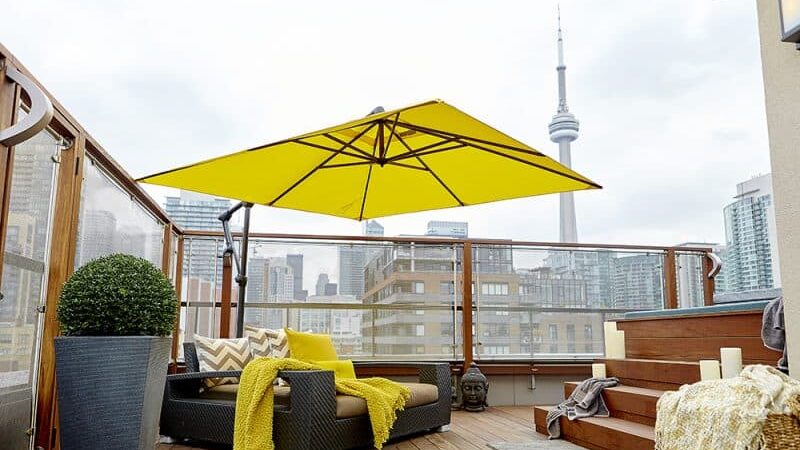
[
  {"x1": 546, "y1": 376, "x2": 618, "y2": 439},
  {"x1": 762, "y1": 296, "x2": 788, "y2": 373}
]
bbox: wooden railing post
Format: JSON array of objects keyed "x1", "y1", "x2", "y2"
[
  {"x1": 161, "y1": 224, "x2": 172, "y2": 277},
  {"x1": 664, "y1": 249, "x2": 679, "y2": 309},
  {"x1": 169, "y1": 235, "x2": 185, "y2": 370},
  {"x1": 702, "y1": 252, "x2": 716, "y2": 306},
  {"x1": 36, "y1": 132, "x2": 84, "y2": 450},
  {"x1": 462, "y1": 241, "x2": 473, "y2": 371},
  {"x1": 220, "y1": 253, "x2": 233, "y2": 338}
]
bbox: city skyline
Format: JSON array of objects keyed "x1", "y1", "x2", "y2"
[{"x1": 1, "y1": 1, "x2": 771, "y2": 248}]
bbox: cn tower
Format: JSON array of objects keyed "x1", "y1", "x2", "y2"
[{"x1": 548, "y1": 10, "x2": 580, "y2": 243}]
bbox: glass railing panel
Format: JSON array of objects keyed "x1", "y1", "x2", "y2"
[
  {"x1": 676, "y1": 251, "x2": 707, "y2": 308},
  {"x1": 180, "y1": 237, "x2": 224, "y2": 349},
  {"x1": 472, "y1": 244, "x2": 666, "y2": 360},
  {"x1": 74, "y1": 157, "x2": 165, "y2": 269},
  {"x1": 243, "y1": 304, "x2": 456, "y2": 360}
]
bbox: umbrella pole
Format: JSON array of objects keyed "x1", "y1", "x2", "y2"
[
  {"x1": 218, "y1": 201, "x2": 253, "y2": 338},
  {"x1": 236, "y1": 204, "x2": 252, "y2": 337}
]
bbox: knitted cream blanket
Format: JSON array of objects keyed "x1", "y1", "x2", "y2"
[
  {"x1": 233, "y1": 357, "x2": 410, "y2": 450},
  {"x1": 655, "y1": 365, "x2": 800, "y2": 450}
]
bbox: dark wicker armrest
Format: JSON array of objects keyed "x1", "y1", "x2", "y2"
[
  {"x1": 276, "y1": 369, "x2": 337, "y2": 410},
  {"x1": 164, "y1": 371, "x2": 243, "y2": 399},
  {"x1": 167, "y1": 370, "x2": 243, "y2": 381},
  {"x1": 167, "y1": 370, "x2": 242, "y2": 382}
]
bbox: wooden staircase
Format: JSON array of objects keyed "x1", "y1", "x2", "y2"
[{"x1": 532, "y1": 306, "x2": 780, "y2": 450}]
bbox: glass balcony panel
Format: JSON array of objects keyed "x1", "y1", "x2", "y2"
[
  {"x1": 676, "y1": 251, "x2": 707, "y2": 308},
  {"x1": 74, "y1": 158, "x2": 165, "y2": 269},
  {"x1": 473, "y1": 245, "x2": 666, "y2": 360}
]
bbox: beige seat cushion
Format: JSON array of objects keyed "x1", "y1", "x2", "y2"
[{"x1": 198, "y1": 382, "x2": 438, "y2": 419}]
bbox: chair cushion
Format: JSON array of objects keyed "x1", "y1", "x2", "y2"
[
  {"x1": 193, "y1": 335, "x2": 252, "y2": 389},
  {"x1": 197, "y1": 382, "x2": 439, "y2": 419},
  {"x1": 284, "y1": 329, "x2": 338, "y2": 363}
]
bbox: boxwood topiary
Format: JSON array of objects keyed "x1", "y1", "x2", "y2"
[{"x1": 57, "y1": 253, "x2": 178, "y2": 336}]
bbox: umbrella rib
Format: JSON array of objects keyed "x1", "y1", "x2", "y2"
[
  {"x1": 385, "y1": 137, "x2": 459, "y2": 163},
  {"x1": 319, "y1": 161, "x2": 374, "y2": 169},
  {"x1": 388, "y1": 143, "x2": 467, "y2": 162},
  {"x1": 294, "y1": 139, "x2": 374, "y2": 161},
  {"x1": 322, "y1": 133, "x2": 378, "y2": 161},
  {"x1": 268, "y1": 121, "x2": 380, "y2": 206},
  {"x1": 385, "y1": 161, "x2": 428, "y2": 171},
  {"x1": 358, "y1": 125, "x2": 383, "y2": 221},
  {"x1": 382, "y1": 113, "x2": 401, "y2": 159},
  {"x1": 390, "y1": 121, "x2": 597, "y2": 187},
  {"x1": 464, "y1": 140, "x2": 601, "y2": 188},
  {"x1": 395, "y1": 133, "x2": 465, "y2": 206},
  {"x1": 394, "y1": 122, "x2": 546, "y2": 157}
]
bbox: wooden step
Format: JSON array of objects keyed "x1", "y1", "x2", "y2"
[
  {"x1": 564, "y1": 382, "x2": 663, "y2": 426},
  {"x1": 616, "y1": 310, "x2": 780, "y2": 365},
  {"x1": 533, "y1": 405, "x2": 655, "y2": 450},
  {"x1": 597, "y1": 358, "x2": 700, "y2": 390}
]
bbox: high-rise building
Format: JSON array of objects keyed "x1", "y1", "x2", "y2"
[
  {"x1": 315, "y1": 273, "x2": 337, "y2": 296},
  {"x1": 286, "y1": 254, "x2": 307, "y2": 301},
  {"x1": 425, "y1": 221, "x2": 468, "y2": 238},
  {"x1": 722, "y1": 174, "x2": 781, "y2": 292},
  {"x1": 165, "y1": 190, "x2": 232, "y2": 282},
  {"x1": 548, "y1": 11, "x2": 580, "y2": 243},
  {"x1": 338, "y1": 220, "x2": 384, "y2": 297},
  {"x1": 165, "y1": 190, "x2": 233, "y2": 230},
  {"x1": 245, "y1": 256, "x2": 294, "y2": 329},
  {"x1": 362, "y1": 220, "x2": 384, "y2": 237},
  {"x1": 612, "y1": 254, "x2": 664, "y2": 310}
]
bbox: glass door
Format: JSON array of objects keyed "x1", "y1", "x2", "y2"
[{"x1": 0, "y1": 124, "x2": 61, "y2": 449}]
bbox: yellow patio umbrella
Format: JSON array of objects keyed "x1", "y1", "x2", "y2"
[{"x1": 138, "y1": 99, "x2": 600, "y2": 334}]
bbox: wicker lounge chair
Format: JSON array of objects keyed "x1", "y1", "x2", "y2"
[{"x1": 159, "y1": 343, "x2": 452, "y2": 449}]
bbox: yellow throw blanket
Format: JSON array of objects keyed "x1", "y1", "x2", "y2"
[
  {"x1": 234, "y1": 357, "x2": 411, "y2": 450},
  {"x1": 655, "y1": 365, "x2": 800, "y2": 450}
]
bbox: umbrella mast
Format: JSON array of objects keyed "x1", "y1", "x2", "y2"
[
  {"x1": 219, "y1": 201, "x2": 253, "y2": 337},
  {"x1": 548, "y1": 7, "x2": 581, "y2": 243}
]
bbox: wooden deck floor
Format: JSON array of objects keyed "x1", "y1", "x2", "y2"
[{"x1": 157, "y1": 406, "x2": 584, "y2": 449}]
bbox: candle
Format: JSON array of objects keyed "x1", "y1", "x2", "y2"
[
  {"x1": 607, "y1": 330, "x2": 626, "y2": 359},
  {"x1": 603, "y1": 322, "x2": 618, "y2": 358},
  {"x1": 720, "y1": 347, "x2": 743, "y2": 379},
  {"x1": 592, "y1": 363, "x2": 607, "y2": 378},
  {"x1": 699, "y1": 360, "x2": 721, "y2": 381}
]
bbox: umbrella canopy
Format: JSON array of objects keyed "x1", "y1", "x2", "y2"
[{"x1": 138, "y1": 100, "x2": 600, "y2": 220}]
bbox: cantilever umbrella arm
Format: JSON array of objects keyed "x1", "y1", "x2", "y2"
[{"x1": 218, "y1": 201, "x2": 253, "y2": 338}]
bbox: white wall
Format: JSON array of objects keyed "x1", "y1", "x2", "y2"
[{"x1": 756, "y1": 0, "x2": 800, "y2": 376}]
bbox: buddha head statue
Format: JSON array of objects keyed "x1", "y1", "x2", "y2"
[{"x1": 460, "y1": 362, "x2": 489, "y2": 412}]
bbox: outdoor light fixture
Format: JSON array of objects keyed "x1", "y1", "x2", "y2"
[{"x1": 779, "y1": 0, "x2": 800, "y2": 48}]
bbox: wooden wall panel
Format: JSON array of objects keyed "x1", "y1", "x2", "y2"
[{"x1": 616, "y1": 311, "x2": 781, "y2": 365}]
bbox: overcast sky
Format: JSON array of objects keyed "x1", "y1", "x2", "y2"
[{"x1": 2, "y1": 1, "x2": 771, "y2": 246}]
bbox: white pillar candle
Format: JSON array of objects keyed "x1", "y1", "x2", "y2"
[
  {"x1": 592, "y1": 363, "x2": 607, "y2": 378},
  {"x1": 720, "y1": 347, "x2": 743, "y2": 379},
  {"x1": 607, "y1": 330, "x2": 626, "y2": 359},
  {"x1": 603, "y1": 322, "x2": 618, "y2": 358},
  {"x1": 699, "y1": 360, "x2": 721, "y2": 381}
]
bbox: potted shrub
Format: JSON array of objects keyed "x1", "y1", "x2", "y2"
[{"x1": 54, "y1": 253, "x2": 178, "y2": 450}]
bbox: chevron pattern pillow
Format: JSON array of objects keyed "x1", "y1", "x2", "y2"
[
  {"x1": 243, "y1": 325, "x2": 271, "y2": 358},
  {"x1": 266, "y1": 328, "x2": 290, "y2": 359},
  {"x1": 193, "y1": 335, "x2": 252, "y2": 389}
]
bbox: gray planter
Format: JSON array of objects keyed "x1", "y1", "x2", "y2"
[{"x1": 54, "y1": 336, "x2": 171, "y2": 450}]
